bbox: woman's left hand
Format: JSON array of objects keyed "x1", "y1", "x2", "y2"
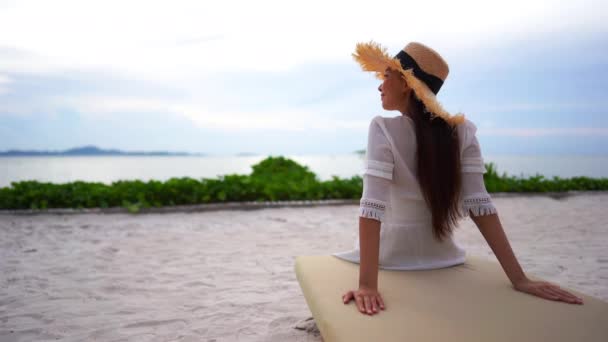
[{"x1": 513, "y1": 278, "x2": 583, "y2": 304}]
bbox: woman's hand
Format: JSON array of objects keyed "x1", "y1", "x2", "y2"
[
  {"x1": 513, "y1": 278, "x2": 583, "y2": 304},
  {"x1": 342, "y1": 285, "x2": 386, "y2": 315}
]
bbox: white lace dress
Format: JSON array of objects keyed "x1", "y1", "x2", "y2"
[{"x1": 332, "y1": 114, "x2": 497, "y2": 270}]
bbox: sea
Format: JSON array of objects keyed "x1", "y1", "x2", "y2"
[{"x1": 1, "y1": 154, "x2": 608, "y2": 188}]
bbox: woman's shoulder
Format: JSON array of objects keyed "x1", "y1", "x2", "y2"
[
  {"x1": 370, "y1": 114, "x2": 391, "y2": 124},
  {"x1": 460, "y1": 117, "x2": 478, "y2": 133},
  {"x1": 456, "y1": 117, "x2": 480, "y2": 150},
  {"x1": 368, "y1": 114, "x2": 396, "y2": 132},
  {"x1": 369, "y1": 114, "x2": 410, "y2": 132},
  {"x1": 371, "y1": 114, "x2": 412, "y2": 127},
  {"x1": 372, "y1": 114, "x2": 477, "y2": 132}
]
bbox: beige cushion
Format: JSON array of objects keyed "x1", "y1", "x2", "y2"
[{"x1": 295, "y1": 255, "x2": 608, "y2": 342}]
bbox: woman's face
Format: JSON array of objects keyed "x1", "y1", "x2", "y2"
[{"x1": 378, "y1": 68, "x2": 410, "y2": 111}]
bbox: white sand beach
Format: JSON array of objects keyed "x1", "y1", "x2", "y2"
[{"x1": 1, "y1": 193, "x2": 607, "y2": 341}]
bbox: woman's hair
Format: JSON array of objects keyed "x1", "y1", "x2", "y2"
[{"x1": 408, "y1": 91, "x2": 463, "y2": 242}]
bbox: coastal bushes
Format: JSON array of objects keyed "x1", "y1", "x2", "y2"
[
  {"x1": 0, "y1": 156, "x2": 362, "y2": 211},
  {"x1": 0, "y1": 156, "x2": 607, "y2": 211},
  {"x1": 482, "y1": 162, "x2": 608, "y2": 192}
]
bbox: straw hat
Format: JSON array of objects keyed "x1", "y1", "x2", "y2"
[{"x1": 352, "y1": 40, "x2": 465, "y2": 127}]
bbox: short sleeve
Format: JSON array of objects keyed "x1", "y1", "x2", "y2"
[
  {"x1": 460, "y1": 121, "x2": 498, "y2": 217},
  {"x1": 359, "y1": 116, "x2": 394, "y2": 223},
  {"x1": 363, "y1": 116, "x2": 395, "y2": 180},
  {"x1": 461, "y1": 121, "x2": 487, "y2": 173}
]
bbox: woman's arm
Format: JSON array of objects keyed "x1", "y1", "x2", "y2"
[
  {"x1": 469, "y1": 211, "x2": 584, "y2": 304},
  {"x1": 358, "y1": 216, "x2": 381, "y2": 289},
  {"x1": 343, "y1": 116, "x2": 392, "y2": 314},
  {"x1": 468, "y1": 212, "x2": 527, "y2": 285},
  {"x1": 341, "y1": 216, "x2": 386, "y2": 315}
]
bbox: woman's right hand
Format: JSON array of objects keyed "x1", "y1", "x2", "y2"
[{"x1": 342, "y1": 285, "x2": 386, "y2": 315}]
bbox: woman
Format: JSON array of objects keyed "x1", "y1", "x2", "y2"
[{"x1": 332, "y1": 41, "x2": 584, "y2": 316}]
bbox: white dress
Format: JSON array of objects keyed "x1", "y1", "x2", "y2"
[{"x1": 332, "y1": 114, "x2": 498, "y2": 270}]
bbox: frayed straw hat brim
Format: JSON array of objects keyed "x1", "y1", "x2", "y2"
[{"x1": 352, "y1": 41, "x2": 465, "y2": 127}]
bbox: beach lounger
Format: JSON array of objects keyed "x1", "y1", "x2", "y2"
[{"x1": 295, "y1": 255, "x2": 608, "y2": 342}]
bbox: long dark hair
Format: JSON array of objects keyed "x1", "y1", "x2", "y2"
[{"x1": 408, "y1": 92, "x2": 463, "y2": 242}]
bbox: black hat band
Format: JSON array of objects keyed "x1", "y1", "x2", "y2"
[{"x1": 394, "y1": 50, "x2": 444, "y2": 95}]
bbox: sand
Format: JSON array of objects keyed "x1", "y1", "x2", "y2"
[{"x1": 1, "y1": 193, "x2": 607, "y2": 341}]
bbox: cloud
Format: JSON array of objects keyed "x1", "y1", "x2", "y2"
[
  {"x1": 478, "y1": 127, "x2": 608, "y2": 137},
  {"x1": 175, "y1": 105, "x2": 368, "y2": 132},
  {"x1": 0, "y1": 59, "x2": 375, "y2": 132},
  {"x1": 52, "y1": 94, "x2": 368, "y2": 132},
  {"x1": 53, "y1": 96, "x2": 172, "y2": 118},
  {"x1": 45, "y1": 91, "x2": 608, "y2": 137},
  {"x1": 0, "y1": 74, "x2": 10, "y2": 95},
  {"x1": 0, "y1": 0, "x2": 606, "y2": 77},
  {"x1": 173, "y1": 34, "x2": 226, "y2": 46},
  {"x1": 469, "y1": 101, "x2": 608, "y2": 113},
  {"x1": 1, "y1": 1, "x2": 607, "y2": 153}
]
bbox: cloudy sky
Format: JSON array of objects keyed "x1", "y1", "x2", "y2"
[{"x1": 0, "y1": 0, "x2": 607, "y2": 156}]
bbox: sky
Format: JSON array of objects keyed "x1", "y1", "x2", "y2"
[{"x1": 0, "y1": 0, "x2": 607, "y2": 156}]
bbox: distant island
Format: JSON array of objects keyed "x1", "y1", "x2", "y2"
[{"x1": 0, "y1": 145, "x2": 207, "y2": 157}]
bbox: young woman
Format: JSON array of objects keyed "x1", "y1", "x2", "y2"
[{"x1": 332, "y1": 41, "x2": 584, "y2": 316}]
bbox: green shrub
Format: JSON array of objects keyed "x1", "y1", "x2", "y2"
[{"x1": 0, "y1": 157, "x2": 606, "y2": 210}]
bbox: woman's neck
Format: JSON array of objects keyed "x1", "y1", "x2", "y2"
[{"x1": 398, "y1": 93, "x2": 415, "y2": 121}]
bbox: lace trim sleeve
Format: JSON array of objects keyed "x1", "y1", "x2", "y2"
[
  {"x1": 359, "y1": 198, "x2": 387, "y2": 223},
  {"x1": 461, "y1": 193, "x2": 498, "y2": 217}
]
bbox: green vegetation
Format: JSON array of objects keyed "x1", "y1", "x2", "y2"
[
  {"x1": 0, "y1": 156, "x2": 361, "y2": 212},
  {"x1": 0, "y1": 157, "x2": 606, "y2": 212},
  {"x1": 483, "y1": 162, "x2": 608, "y2": 193}
]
